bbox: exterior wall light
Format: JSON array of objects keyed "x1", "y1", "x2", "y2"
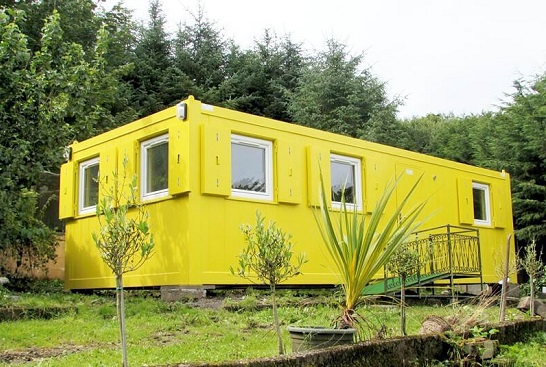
[
  {"x1": 63, "y1": 146, "x2": 72, "y2": 161},
  {"x1": 177, "y1": 102, "x2": 187, "y2": 121}
]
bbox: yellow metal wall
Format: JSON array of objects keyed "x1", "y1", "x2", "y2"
[{"x1": 60, "y1": 96, "x2": 516, "y2": 290}]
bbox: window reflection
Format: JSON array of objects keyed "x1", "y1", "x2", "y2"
[
  {"x1": 472, "y1": 182, "x2": 491, "y2": 225},
  {"x1": 331, "y1": 161, "x2": 355, "y2": 203},
  {"x1": 146, "y1": 142, "x2": 168, "y2": 193},
  {"x1": 83, "y1": 163, "x2": 99, "y2": 208},
  {"x1": 230, "y1": 134, "x2": 272, "y2": 200},
  {"x1": 141, "y1": 134, "x2": 169, "y2": 200},
  {"x1": 473, "y1": 186, "x2": 487, "y2": 221},
  {"x1": 231, "y1": 143, "x2": 265, "y2": 192}
]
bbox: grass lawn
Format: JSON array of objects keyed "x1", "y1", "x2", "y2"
[{"x1": 0, "y1": 282, "x2": 539, "y2": 367}]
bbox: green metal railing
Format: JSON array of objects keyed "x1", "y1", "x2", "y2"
[{"x1": 368, "y1": 225, "x2": 483, "y2": 295}]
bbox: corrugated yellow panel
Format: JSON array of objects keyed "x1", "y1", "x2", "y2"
[
  {"x1": 457, "y1": 177, "x2": 474, "y2": 225},
  {"x1": 307, "y1": 145, "x2": 330, "y2": 207},
  {"x1": 395, "y1": 164, "x2": 425, "y2": 209},
  {"x1": 116, "y1": 141, "x2": 137, "y2": 202},
  {"x1": 362, "y1": 159, "x2": 382, "y2": 213},
  {"x1": 117, "y1": 141, "x2": 136, "y2": 176},
  {"x1": 169, "y1": 125, "x2": 190, "y2": 195},
  {"x1": 492, "y1": 183, "x2": 506, "y2": 228},
  {"x1": 59, "y1": 161, "x2": 76, "y2": 219},
  {"x1": 99, "y1": 147, "x2": 117, "y2": 202},
  {"x1": 277, "y1": 141, "x2": 302, "y2": 204},
  {"x1": 201, "y1": 124, "x2": 231, "y2": 196}
]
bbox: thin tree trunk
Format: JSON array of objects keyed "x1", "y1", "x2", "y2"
[
  {"x1": 116, "y1": 273, "x2": 128, "y2": 367},
  {"x1": 530, "y1": 275, "x2": 535, "y2": 316},
  {"x1": 271, "y1": 284, "x2": 284, "y2": 355},
  {"x1": 499, "y1": 233, "x2": 512, "y2": 322},
  {"x1": 401, "y1": 275, "x2": 407, "y2": 336}
]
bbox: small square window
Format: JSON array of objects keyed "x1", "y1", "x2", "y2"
[
  {"x1": 141, "y1": 134, "x2": 169, "y2": 200},
  {"x1": 78, "y1": 157, "x2": 99, "y2": 215},
  {"x1": 231, "y1": 134, "x2": 273, "y2": 200},
  {"x1": 472, "y1": 182, "x2": 491, "y2": 225},
  {"x1": 330, "y1": 154, "x2": 362, "y2": 210}
]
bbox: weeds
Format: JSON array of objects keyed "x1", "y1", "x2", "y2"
[
  {"x1": 0, "y1": 282, "x2": 533, "y2": 367},
  {"x1": 499, "y1": 331, "x2": 546, "y2": 366},
  {"x1": 468, "y1": 325, "x2": 499, "y2": 339}
]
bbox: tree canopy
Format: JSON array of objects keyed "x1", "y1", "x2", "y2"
[
  {"x1": 289, "y1": 39, "x2": 400, "y2": 141},
  {"x1": 0, "y1": 5, "x2": 127, "y2": 273},
  {"x1": 1, "y1": 0, "x2": 545, "y2": 273},
  {"x1": 487, "y1": 77, "x2": 546, "y2": 243}
]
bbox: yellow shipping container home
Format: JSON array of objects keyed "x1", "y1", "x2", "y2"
[{"x1": 59, "y1": 96, "x2": 516, "y2": 292}]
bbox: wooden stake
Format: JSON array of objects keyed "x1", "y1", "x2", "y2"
[{"x1": 499, "y1": 233, "x2": 512, "y2": 322}]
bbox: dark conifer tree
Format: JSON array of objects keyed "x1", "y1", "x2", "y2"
[{"x1": 289, "y1": 39, "x2": 400, "y2": 142}]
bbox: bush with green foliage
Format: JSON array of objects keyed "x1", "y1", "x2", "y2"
[
  {"x1": 519, "y1": 239, "x2": 544, "y2": 316},
  {"x1": 0, "y1": 189, "x2": 57, "y2": 275},
  {"x1": 0, "y1": 6, "x2": 126, "y2": 279},
  {"x1": 387, "y1": 244, "x2": 421, "y2": 335},
  {"x1": 231, "y1": 210, "x2": 307, "y2": 355},
  {"x1": 92, "y1": 160, "x2": 155, "y2": 367}
]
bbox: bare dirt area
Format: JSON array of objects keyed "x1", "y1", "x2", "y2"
[
  {"x1": 0, "y1": 344, "x2": 94, "y2": 364},
  {"x1": 187, "y1": 296, "x2": 225, "y2": 309}
]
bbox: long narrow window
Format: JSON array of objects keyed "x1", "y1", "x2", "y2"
[
  {"x1": 330, "y1": 154, "x2": 362, "y2": 210},
  {"x1": 231, "y1": 134, "x2": 273, "y2": 200},
  {"x1": 472, "y1": 182, "x2": 491, "y2": 225},
  {"x1": 78, "y1": 157, "x2": 99, "y2": 215},
  {"x1": 141, "y1": 134, "x2": 169, "y2": 200}
]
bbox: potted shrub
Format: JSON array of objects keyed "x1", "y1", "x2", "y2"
[{"x1": 288, "y1": 172, "x2": 426, "y2": 351}]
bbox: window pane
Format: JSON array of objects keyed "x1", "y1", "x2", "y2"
[
  {"x1": 473, "y1": 187, "x2": 487, "y2": 221},
  {"x1": 331, "y1": 161, "x2": 355, "y2": 203},
  {"x1": 231, "y1": 143, "x2": 266, "y2": 192},
  {"x1": 83, "y1": 164, "x2": 99, "y2": 208},
  {"x1": 146, "y1": 142, "x2": 168, "y2": 193}
]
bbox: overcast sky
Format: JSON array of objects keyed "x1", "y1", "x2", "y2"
[{"x1": 105, "y1": 0, "x2": 546, "y2": 119}]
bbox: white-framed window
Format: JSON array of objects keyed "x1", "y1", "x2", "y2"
[
  {"x1": 330, "y1": 154, "x2": 362, "y2": 210},
  {"x1": 231, "y1": 134, "x2": 273, "y2": 201},
  {"x1": 141, "y1": 134, "x2": 169, "y2": 201},
  {"x1": 472, "y1": 182, "x2": 491, "y2": 226},
  {"x1": 78, "y1": 157, "x2": 100, "y2": 215}
]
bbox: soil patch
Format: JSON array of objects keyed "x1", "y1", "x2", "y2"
[
  {"x1": 0, "y1": 344, "x2": 103, "y2": 364},
  {"x1": 187, "y1": 296, "x2": 225, "y2": 309}
]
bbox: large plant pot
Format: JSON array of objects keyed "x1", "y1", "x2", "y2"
[{"x1": 287, "y1": 326, "x2": 356, "y2": 352}]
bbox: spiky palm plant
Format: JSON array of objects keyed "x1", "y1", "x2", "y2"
[{"x1": 314, "y1": 172, "x2": 426, "y2": 330}]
